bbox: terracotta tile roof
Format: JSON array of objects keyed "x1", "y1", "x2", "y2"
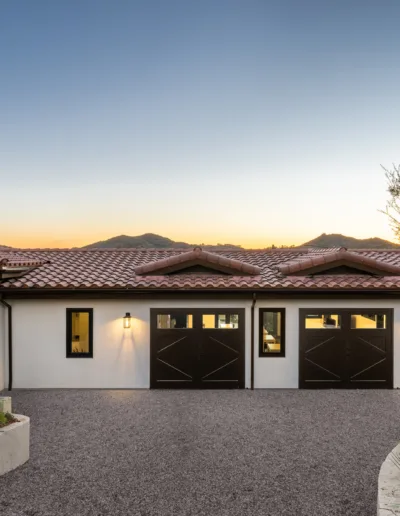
[
  {"x1": 0, "y1": 257, "x2": 48, "y2": 268},
  {"x1": 0, "y1": 255, "x2": 50, "y2": 280},
  {"x1": 277, "y1": 249, "x2": 400, "y2": 276},
  {"x1": 134, "y1": 247, "x2": 261, "y2": 276},
  {"x1": 1, "y1": 247, "x2": 400, "y2": 291}
]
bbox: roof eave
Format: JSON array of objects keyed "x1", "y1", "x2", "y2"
[{"x1": 1, "y1": 286, "x2": 400, "y2": 297}]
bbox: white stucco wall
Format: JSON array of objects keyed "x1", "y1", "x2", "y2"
[
  {"x1": 0, "y1": 305, "x2": 5, "y2": 391},
  {"x1": 6, "y1": 297, "x2": 400, "y2": 389},
  {"x1": 255, "y1": 299, "x2": 400, "y2": 388},
  {"x1": 9, "y1": 299, "x2": 252, "y2": 389}
]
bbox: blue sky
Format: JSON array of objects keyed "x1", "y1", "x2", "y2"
[{"x1": 1, "y1": 0, "x2": 400, "y2": 247}]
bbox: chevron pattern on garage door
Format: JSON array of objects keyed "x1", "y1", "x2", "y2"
[
  {"x1": 150, "y1": 309, "x2": 245, "y2": 389},
  {"x1": 299, "y1": 309, "x2": 393, "y2": 389}
]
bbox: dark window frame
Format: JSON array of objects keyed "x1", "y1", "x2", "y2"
[
  {"x1": 66, "y1": 308, "x2": 93, "y2": 358},
  {"x1": 259, "y1": 308, "x2": 286, "y2": 357}
]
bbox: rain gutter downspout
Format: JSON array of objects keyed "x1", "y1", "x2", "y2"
[
  {"x1": 0, "y1": 298, "x2": 12, "y2": 391},
  {"x1": 251, "y1": 293, "x2": 257, "y2": 390}
]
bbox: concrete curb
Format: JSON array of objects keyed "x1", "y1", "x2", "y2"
[
  {"x1": 378, "y1": 442, "x2": 400, "y2": 515},
  {"x1": 0, "y1": 414, "x2": 30, "y2": 476}
]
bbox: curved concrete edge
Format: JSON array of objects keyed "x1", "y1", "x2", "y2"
[
  {"x1": 378, "y1": 442, "x2": 400, "y2": 515},
  {"x1": 0, "y1": 414, "x2": 30, "y2": 476}
]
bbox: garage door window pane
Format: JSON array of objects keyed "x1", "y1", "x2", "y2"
[
  {"x1": 351, "y1": 314, "x2": 386, "y2": 329},
  {"x1": 259, "y1": 309, "x2": 285, "y2": 356},
  {"x1": 305, "y1": 314, "x2": 341, "y2": 329},
  {"x1": 218, "y1": 314, "x2": 239, "y2": 329},
  {"x1": 230, "y1": 315, "x2": 239, "y2": 329},
  {"x1": 202, "y1": 314, "x2": 216, "y2": 328},
  {"x1": 202, "y1": 314, "x2": 239, "y2": 329},
  {"x1": 218, "y1": 314, "x2": 226, "y2": 328},
  {"x1": 157, "y1": 314, "x2": 193, "y2": 329}
]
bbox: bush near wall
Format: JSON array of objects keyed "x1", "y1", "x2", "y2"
[{"x1": 0, "y1": 412, "x2": 18, "y2": 428}]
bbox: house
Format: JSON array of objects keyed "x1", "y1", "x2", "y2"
[{"x1": 0, "y1": 245, "x2": 399, "y2": 390}]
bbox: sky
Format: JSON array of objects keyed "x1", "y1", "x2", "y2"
[{"x1": 1, "y1": 0, "x2": 400, "y2": 249}]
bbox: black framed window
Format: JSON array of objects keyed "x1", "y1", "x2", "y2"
[
  {"x1": 259, "y1": 308, "x2": 285, "y2": 357},
  {"x1": 66, "y1": 308, "x2": 93, "y2": 358}
]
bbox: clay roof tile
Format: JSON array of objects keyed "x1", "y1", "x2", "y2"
[{"x1": 1, "y1": 246, "x2": 400, "y2": 291}]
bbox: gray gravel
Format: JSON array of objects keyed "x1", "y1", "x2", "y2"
[{"x1": 0, "y1": 389, "x2": 399, "y2": 516}]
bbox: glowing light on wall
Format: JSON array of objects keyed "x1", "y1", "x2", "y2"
[{"x1": 123, "y1": 312, "x2": 131, "y2": 329}]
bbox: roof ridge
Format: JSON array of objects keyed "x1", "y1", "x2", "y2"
[
  {"x1": 4, "y1": 246, "x2": 400, "y2": 254},
  {"x1": 277, "y1": 249, "x2": 400, "y2": 276},
  {"x1": 351, "y1": 248, "x2": 400, "y2": 252},
  {"x1": 2, "y1": 247, "x2": 310, "y2": 253},
  {"x1": 8, "y1": 247, "x2": 190, "y2": 252},
  {"x1": 135, "y1": 247, "x2": 262, "y2": 276}
]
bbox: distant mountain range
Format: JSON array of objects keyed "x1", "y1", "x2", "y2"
[
  {"x1": 82, "y1": 233, "x2": 243, "y2": 250},
  {"x1": 83, "y1": 232, "x2": 400, "y2": 250},
  {"x1": 302, "y1": 233, "x2": 400, "y2": 249},
  {"x1": 2, "y1": 233, "x2": 399, "y2": 251}
]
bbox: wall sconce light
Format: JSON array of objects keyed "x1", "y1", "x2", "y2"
[{"x1": 123, "y1": 312, "x2": 131, "y2": 329}]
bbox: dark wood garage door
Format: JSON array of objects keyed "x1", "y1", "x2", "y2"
[
  {"x1": 299, "y1": 309, "x2": 393, "y2": 389},
  {"x1": 150, "y1": 309, "x2": 245, "y2": 389}
]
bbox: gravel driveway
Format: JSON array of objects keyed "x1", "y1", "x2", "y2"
[{"x1": 0, "y1": 389, "x2": 399, "y2": 516}]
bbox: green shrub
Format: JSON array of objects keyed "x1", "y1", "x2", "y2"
[
  {"x1": 0, "y1": 411, "x2": 18, "y2": 427},
  {"x1": 5, "y1": 412, "x2": 17, "y2": 423}
]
